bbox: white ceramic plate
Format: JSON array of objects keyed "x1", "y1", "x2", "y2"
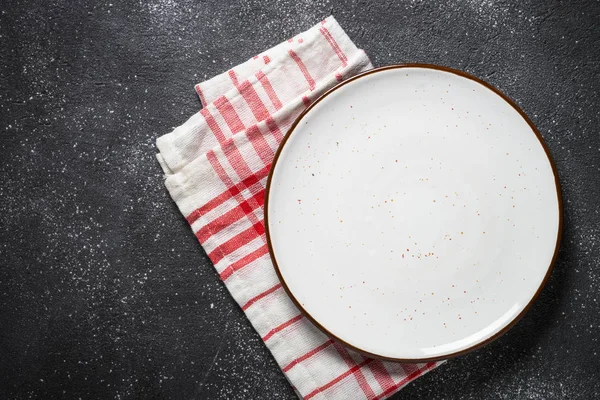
[{"x1": 265, "y1": 65, "x2": 561, "y2": 361}]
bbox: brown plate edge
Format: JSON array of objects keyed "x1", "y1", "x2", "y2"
[{"x1": 263, "y1": 63, "x2": 564, "y2": 363}]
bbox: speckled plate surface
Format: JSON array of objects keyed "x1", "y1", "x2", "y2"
[{"x1": 265, "y1": 65, "x2": 562, "y2": 361}]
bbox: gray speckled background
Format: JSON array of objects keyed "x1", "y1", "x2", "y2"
[{"x1": 1, "y1": 0, "x2": 599, "y2": 399}]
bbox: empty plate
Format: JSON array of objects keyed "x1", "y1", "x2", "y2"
[{"x1": 265, "y1": 65, "x2": 561, "y2": 361}]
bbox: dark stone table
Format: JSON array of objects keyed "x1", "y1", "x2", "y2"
[{"x1": 1, "y1": 0, "x2": 599, "y2": 398}]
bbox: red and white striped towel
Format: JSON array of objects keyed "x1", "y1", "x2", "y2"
[{"x1": 156, "y1": 16, "x2": 442, "y2": 400}]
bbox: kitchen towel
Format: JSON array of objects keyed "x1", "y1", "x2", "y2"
[{"x1": 156, "y1": 16, "x2": 442, "y2": 399}]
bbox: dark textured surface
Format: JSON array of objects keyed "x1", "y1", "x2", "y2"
[{"x1": 1, "y1": 0, "x2": 599, "y2": 398}]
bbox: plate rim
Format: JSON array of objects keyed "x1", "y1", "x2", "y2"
[{"x1": 264, "y1": 63, "x2": 563, "y2": 362}]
